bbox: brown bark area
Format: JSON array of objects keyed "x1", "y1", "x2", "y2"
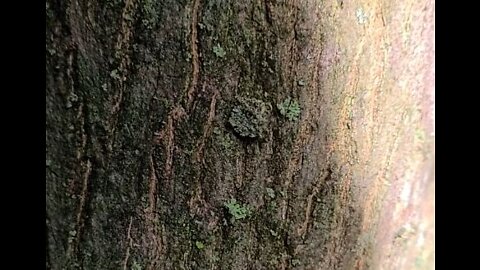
[{"x1": 46, "y1": 0, "x2": 434, "y2": 269}]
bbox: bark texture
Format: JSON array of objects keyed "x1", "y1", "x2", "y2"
[{"x1": 46, "y1": 0, "x2": 434, "y2": 269}]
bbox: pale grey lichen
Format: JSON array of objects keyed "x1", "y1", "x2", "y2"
[{"x1": 356, "y1": 8, "x2": 369, "y2": 25}]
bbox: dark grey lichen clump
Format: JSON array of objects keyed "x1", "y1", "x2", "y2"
[{"x1": 228, "y1": 96, "x2": 271, "y2": 139}]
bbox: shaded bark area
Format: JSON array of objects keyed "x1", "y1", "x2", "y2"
[{"x1": 47, "y1": 0, "x2": 434, "y2": 269}]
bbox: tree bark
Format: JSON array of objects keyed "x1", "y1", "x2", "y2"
[{"x1": 46, "y1": 0, "x2": 434, "y2": 269}]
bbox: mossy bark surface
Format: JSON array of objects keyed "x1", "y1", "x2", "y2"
[{"x1": 46, "y1": 0, "x2": 434, "y2": 269}]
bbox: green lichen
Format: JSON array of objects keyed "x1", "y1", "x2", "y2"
[
  {"x1": 213, "y1": 44, "x2": 226, "y2": 58},
  {"x1": 131, "y1": 261, "x2": 142, "y2": 270},
  {"x1": 266, "y1": 188, "x2": 275, "y2": 199},
  {"x1": 291, "y1": 259, "x2": 301, "y2": 267},
  {"x1": 228, "y1": 96, "x2": 271, "y2": 139},
  {"x1": 277, "y1": 97, "x2": 301, "y2": 121},
  {"x1": 140, "y1": 0, "x2": 158, "y2": 29},
  {"x1": 109, "y1": 69, "x2": 123, "y2": 81},
  {"x1": 224, "y1": 198, "x2": 250, "y2": 222},
  {"x1": 195, "y1": 241, "x2": 205, "y2": 250}
]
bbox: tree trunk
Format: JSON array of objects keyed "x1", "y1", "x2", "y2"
[{"x1": 46, "y1": 0, "x2": 434, "y2": 269}]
